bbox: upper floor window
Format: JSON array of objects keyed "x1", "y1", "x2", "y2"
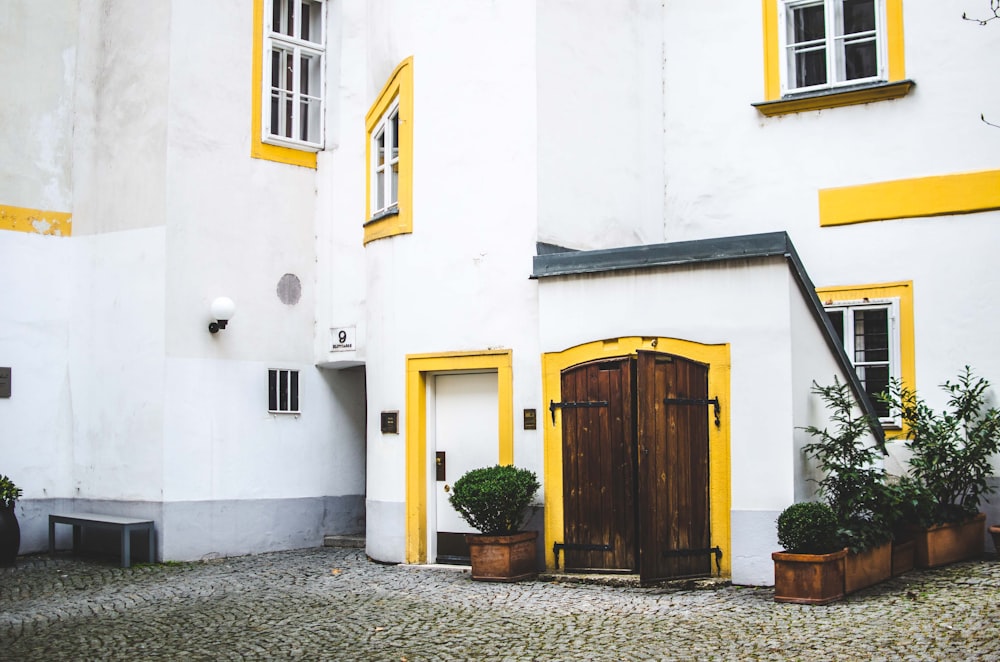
[
  {"x1": 756, "y1": 0, "x2": 909, "y2": 116},
  {"x1": 364, "y1": 57, "x2": 413, "y2": 245},
  {"x1": 370, "y1": 102, "x2": 400, "y2": 218},
  {"x1": 781, "y1": 0, "x2": 882, "y2": 94},
  {"x1": 264, "y1": 0, "x2": 325, "y2": 150},
  {"x1": 251, "y1": 0, "x2": 324, "y2": 167}
]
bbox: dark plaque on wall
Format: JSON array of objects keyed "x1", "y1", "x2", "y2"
[
  {"x1": 0, "y1": 367, "x2": 10, "y2": 398},
  {"x1": 380, "y1": 411, "x2": 398, "y2": 434}
]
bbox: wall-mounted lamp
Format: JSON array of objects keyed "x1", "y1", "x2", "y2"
[{"x1": 208, "y1": 297, "x2": 236, "y2": 334}]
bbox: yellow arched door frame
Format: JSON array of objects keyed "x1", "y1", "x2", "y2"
[
  {"x1": 541, "y1": 337, "x2": 731, "y2": 575},
  {"x1": 405, "y1": 350, "x2": 514, "y2": 564}
]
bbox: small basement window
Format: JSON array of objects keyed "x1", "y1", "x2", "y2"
[{"x1": 268, "y1": 369, "x2": 300, "y2": 413}]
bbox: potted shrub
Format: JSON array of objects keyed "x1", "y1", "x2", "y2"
[
  {"x1": 448, "y1": 464, "x2": 540, "y2": 582},
  {"x1": 0, "y1": 474, "x2": 23, "y2": 567},
  {"x1": 772, "y1": 501, "x2": 847, "y2": 604},
  {"x1": 882, "y1": 367, "x2": 1000, "y2": 567},
  {"x1": 802, "y1": 379, "x2": 893, "y2": 593}
]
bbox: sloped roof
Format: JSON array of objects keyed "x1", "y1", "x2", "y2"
[{"x1": 533, "y1": 231, "x2": 886, "y2": 448}]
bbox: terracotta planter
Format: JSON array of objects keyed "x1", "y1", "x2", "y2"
[
  {"x1": 914, "y1": 512, "x2": 986, "y2": 568},
  {"x1": 466, "y1": 530, "x2": 538, "y2": 582},
  {"x1": 772, "y1": 548, "x2": 847, "y2": 605},
  {"x1": 891, "y1": 539, "x2": 915, "y2": 576},
  {"x1": 845, "y1": 541, "x2": 892, "y2": 593}
]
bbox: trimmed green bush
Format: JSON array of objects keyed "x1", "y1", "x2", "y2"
[
  {"x1": 777, "y1": 502, "x2": 842, "y2": 554},
  {"x1": 448, "y1": 465, "x2": 540, "y2": 536},
  {"x1": 0, "y1": 475, "x2": 22, "y2": 509}
]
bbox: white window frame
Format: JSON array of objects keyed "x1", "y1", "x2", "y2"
[
  {"x1": 369, "y1": 100, "x2": 400, "y2": 218},
  {"x1": 268, "y1": 369, "x2": 300, "y2": 414},
  {"x1": 263, "y1": 0, "x2": 325, "y2": 151},
  {"x1": 778, "y1": 0, "x2": 887, "y2": 95},
  {"x1": 824, "y1": 297, "x2": 901, "y2": 427}
]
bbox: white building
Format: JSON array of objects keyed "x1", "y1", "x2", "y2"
[{"x1": 2, "y1": 0, "x2": 998, "y2": 585}]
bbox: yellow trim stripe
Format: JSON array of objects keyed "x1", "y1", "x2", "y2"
[
  {"x1": 0, "y1": 204, "x2": 72, "y2": 236},
  {"x1": 405, "y1": 349, "x2": 514, "y2": 564},
  {"x1": 819, "y1": 169, "x2": 1000, "y2": 227},
  {"x1": 541, "y1": 337, "x2": 731, "y2": 576},
  {"x1": 250, "y1": 0, "x2": 317, "y2": 169}
]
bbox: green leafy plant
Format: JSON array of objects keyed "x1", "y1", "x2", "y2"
[
  {"x1": 448, "y1": 465, "x2": 540, "y2": 536},
  {"x1": 777, "y1": 502, "x2": 841, "y2": 554},
  {"x1": 802, "y1": 378, "x2": 893, "y2": 552},
  {"x1": 0, "y1": 475, "x2": 22, "y2": 509},
  {"x1": 881, "y1": 366, "x2": 1000, "y2": 524}
]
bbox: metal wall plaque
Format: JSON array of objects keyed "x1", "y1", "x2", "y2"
[
  {"x1": 523, "y1": 408, "x2": 536, "y2": 430},
  {"x1": 380, "y1": 411, "x2": 398, "y2": 434},
  {"x1": 0, "y1": 367, "x2": 10, "y2": 398},
  {"x1": 330, "y1": 326, "x2": 356, "y2": 352},
  {"x1": 435, "y1": 452, "x2": 446, "y2": 481}
]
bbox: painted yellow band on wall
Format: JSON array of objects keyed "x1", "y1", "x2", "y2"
[
  {"x1": 0, "y1": 205, "x2": 72, "y2": 236},
  {"x1": 404, "y1": 349, "x2": 514, "y2": 564},
  {"x1": 541, "y1": 337, "x2": 731, "y2": 576},
  {"x1": 819, "y1": 170, "x2": 1000, "y2": 227}
]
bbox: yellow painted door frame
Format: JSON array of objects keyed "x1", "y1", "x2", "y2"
[
  {"x1": 541, "y1": 337, "x2": 731, "y2": 576},
  {"x1": 405, "y1": 350, "x2": 514, "y2": 564}
]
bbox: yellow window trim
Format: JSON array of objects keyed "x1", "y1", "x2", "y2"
[
  {"x1": 759, "y1": 0, "x2": 907, "y2": 115},
  {"x1": 404, "y1": 349, "x2": 514, "y2": 564},
  {"x1": 816, "y1": 281, "x2": 914, "y2": 440},
  {"x1": 0, "y1": 204, "x2": 72, "y2": 236},
  {"x1": 541, "y1": 337, "x2": 731, "y2": 576},
  {"x1": 819, "y1": 169, "x2": 1000, "y2": 227},
  {"x1": 250, "y1": 0, "x2": 318, "y2": 169},
  {"x1": 364, "y1": 57, "x2": 414, "y2": 245}
]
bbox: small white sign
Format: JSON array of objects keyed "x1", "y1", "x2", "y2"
[{"x1": 331, "y1": 326, "x2": 356, "y2": 352}]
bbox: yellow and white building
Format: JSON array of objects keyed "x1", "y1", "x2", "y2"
[{"x1": 2, "y1": 1, "x2": 998, "y2": 585}]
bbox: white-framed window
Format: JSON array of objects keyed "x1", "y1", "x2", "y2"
[
  {"x1": 779, "y1": 0, "x2": 885, "y2": 94},
  {"x1": 263, "y1": 0, "x2": 325, "y2": 150},
  {"x1": 370, "y1": 101, "x2": 400, "y2": 218},
  {"x1": 268, "y1": 369, "x2": 300, "y2": 414},
  {"x1": 824, "y1": 297, "x2": 900, "y2": 425}
]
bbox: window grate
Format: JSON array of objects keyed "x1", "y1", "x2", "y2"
[{"x1": 268, "y1": 369, "x2": 300, "y2": 414}]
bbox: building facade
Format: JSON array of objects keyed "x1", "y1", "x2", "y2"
[{"x1": 2, "y1": 1, "x2": 999, "y2": 585}]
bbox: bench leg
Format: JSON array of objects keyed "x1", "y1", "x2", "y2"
[{"x1": 121, "y1": 526, "x2": 131, "y2": 569}]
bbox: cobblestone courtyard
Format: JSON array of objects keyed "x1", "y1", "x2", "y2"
[{"x1": 2, "y1": 546, "x2": 999, "y2": 661}]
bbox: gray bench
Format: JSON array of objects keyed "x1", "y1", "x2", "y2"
[{"x1": 48, "y1": 513, "x2": 156, "y2": 568}]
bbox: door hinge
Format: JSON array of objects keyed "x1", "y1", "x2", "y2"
[
  {"x1": 552, "y1": 542, "x2": 613, "y2": 569},
  {"x1": 662, "y1": 546, "x2": 724, "y2": 575},
  {"x1": 549, "y1": 399, "x2": 609, "y2": 425},
  {"x1": 663, "y1": 396, "x2": 721, "y2": 427}
]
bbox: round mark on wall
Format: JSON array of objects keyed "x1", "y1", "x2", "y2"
[{"x1": 277, "y1": 273, "x2": 302, "y2": 305}]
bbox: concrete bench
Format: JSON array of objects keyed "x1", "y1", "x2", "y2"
[{"x1": 49, "y1": 513, "x2": 156, "y2": 568}]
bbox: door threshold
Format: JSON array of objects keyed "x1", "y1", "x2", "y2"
[{"x1": 539, "y1": 570, "x2": 729, "y2": 590}]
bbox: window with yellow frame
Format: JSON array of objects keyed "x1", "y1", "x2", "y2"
[
  {"x1": 817, "y1": 281, "x2": 914, "y2": 432},
  {"x1": 757, "y1": 0, "x2": 910, "y2": 116},
  {"x1": 251, "y1": 0, "x2": 325, "y2": 168},
  {"x1": 364, "y1": 57, "x2": 413, "y2": 245}
]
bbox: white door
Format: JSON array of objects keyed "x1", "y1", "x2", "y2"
[{"x1": 431, "y1": 372, "x2": 499, "y2": 563}]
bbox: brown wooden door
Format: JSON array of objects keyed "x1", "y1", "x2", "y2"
[
  {"x1": 559, "y1": 357, "x2": 637, "y2": 571},
  {"x1": 637, "y1": 351, "x2": 711, "y2": 582}
]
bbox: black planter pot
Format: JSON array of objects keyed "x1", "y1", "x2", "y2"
[{"x1": 0, "y1": 504, "x2": 20, "y2": 567}]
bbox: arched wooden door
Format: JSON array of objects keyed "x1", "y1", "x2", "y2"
[{"x1": 558, "y1": 352, "x2": 712, "y2": 581}]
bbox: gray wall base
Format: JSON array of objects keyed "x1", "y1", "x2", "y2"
[{"x1": 12, "y1": 495, "x2": 364, "y2": 562}]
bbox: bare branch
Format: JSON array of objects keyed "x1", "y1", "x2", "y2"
[
  {"x1": 963, "y1": 0, "x2": 1000, "y2": 25},
  {"x1": 982, "y1": 113, "x2": 1000, "y2": 129}
]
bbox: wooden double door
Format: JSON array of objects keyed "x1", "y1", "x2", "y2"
[{"x1": 558, "y1": 351, "x2": 713, "y2": 582}]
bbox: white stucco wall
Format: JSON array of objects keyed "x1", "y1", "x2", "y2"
[{"x1": 536, "y1": 0, "x2": 665, "y2": 250}]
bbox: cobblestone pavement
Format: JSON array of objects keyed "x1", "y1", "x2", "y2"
[{"x1": 2, "y1": 547, "x2": 1000, "y2": 661}]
